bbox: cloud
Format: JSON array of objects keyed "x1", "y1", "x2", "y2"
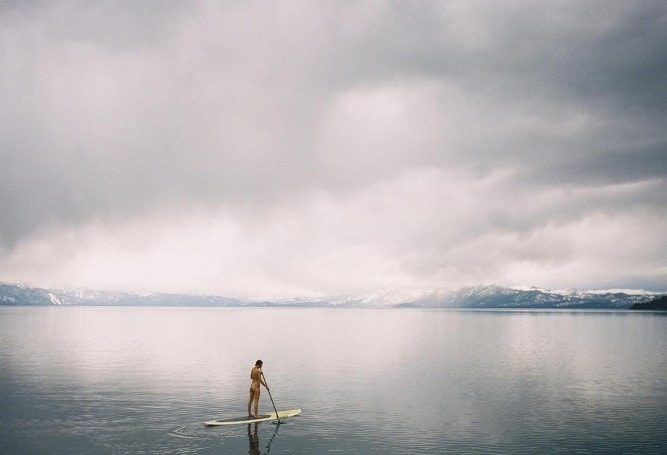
[{"x1": 1, "y1": 1, "x2": 666, "y2": 296}]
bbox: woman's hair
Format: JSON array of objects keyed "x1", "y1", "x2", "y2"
[{"x1": 255, "y1": 359, "x2": 263, "y2": 366}]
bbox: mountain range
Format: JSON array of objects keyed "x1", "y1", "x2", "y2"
[{"x1": 0, "y1": 282, "x2": 661, "y2": 309}]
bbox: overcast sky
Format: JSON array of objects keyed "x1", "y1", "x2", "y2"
[{"x1": 1, "y1": 1, "x2": 666, "y2": 298}]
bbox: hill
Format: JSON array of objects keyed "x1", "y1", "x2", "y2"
[
  {"x1": 629, "y1": 295, "x2": 667, "y2": 310},
  {"x1": 0, "y1": 283, "x2": 246, "y2": 307},
  {"x1": 0, "y1": 282, "x2": 659, "y2": 309}
]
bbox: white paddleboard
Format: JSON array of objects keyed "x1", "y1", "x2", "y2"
[{"x1": 205, "y1": 408, "x2": 301, "y2": 426}]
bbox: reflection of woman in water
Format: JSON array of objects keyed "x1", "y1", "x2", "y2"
[
  {"x1": 248, "y1": 418, "x2": 281, "y2": 455},
  {"x1": 248, "y1": 360, "x2": 268, "y2": 418},
  {"x1": 248, "y1": 423, "x2": 260, "y2": 455}
]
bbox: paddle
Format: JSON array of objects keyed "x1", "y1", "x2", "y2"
[{"x1": 261, "y1": 370, "x2": 282, "y2": 424}]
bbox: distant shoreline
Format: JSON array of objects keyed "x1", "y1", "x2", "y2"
[
  {"x1": 1, "y1": 282, "x2": 663, "y2": 310},
  {"x1": 629, "y1": 295, "x2": 667, "y2": 311}
]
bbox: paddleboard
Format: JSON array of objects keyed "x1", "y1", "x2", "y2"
[{"x1": 204, "y1": 408, "x2": 301, "y2": 426}]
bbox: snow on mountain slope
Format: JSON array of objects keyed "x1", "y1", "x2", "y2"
[{"x1": 0, "y1": 282, "x2": 660, "y2": 309}]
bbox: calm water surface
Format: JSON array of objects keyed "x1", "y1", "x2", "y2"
[{"x1": 1, "y1": 307, "x2": 666, "y2": 454}]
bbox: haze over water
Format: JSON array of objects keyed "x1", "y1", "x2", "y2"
[{"x1": 1, "y1": 306, "x2": 666, "y2": 454}]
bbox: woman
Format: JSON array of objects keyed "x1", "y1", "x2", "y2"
[{"x1": 247, "y1": 359, "x2": 268, "y2": 418}]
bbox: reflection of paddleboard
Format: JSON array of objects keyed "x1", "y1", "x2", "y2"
[{"x1": 205, "y1": 408, "x2": 301, "y2": 426}]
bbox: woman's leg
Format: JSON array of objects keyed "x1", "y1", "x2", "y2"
[
  {"x1": 252, "y1": 389, "x2": 261, "y2": 417},
  {"x1": 248, "y1": 389, "x2": 256, "y2": 416}
]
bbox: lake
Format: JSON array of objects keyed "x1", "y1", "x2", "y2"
[{"x1": 1, "y1": 307, "x2": 666, "y2": 454}]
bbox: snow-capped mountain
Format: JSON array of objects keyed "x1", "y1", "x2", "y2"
[
  {"x1": 0, "y1": 282, "x2": 660, "y2": 309},
  {"x1": 0, "y1": 283, "x2": 246, "y2": 307},
  {"x1": 399, "y1": 285, "x2": 658, "y2": 309}
]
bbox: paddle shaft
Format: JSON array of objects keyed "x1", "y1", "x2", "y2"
[{"x1": 261, "y1": 370, "x2": 281, "y2": 423}]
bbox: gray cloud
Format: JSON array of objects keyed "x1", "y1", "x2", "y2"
[{"x1": 1, "y1": 1, "x2": 666, "y2": 296}]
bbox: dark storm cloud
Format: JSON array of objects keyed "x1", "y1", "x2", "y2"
[{"x1": 304, "y1": 1, "x2": 667, "y2": 191}]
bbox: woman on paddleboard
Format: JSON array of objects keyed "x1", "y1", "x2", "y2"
[{"x1": 248, "y1": 360, "x2": 269, "y2": 418}]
